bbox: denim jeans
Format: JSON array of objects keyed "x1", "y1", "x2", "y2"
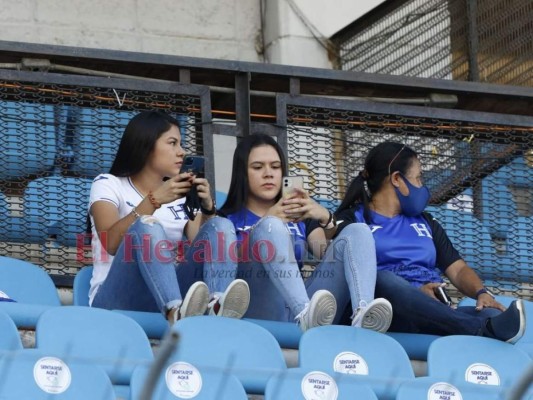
[
  {"x1": 238, "y1": 216, "x2": 378, "y2": 323},
  {"x1": 92, "y1": 215, "x2": 237, "y2": 316},
  {"x1": 375, "y1": 270, "x2": 501, "y2": 336}
]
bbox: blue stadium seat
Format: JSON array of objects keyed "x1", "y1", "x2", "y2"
[
  {"x1": 0, "y1": 256, "x2": 61, "y2": 328},
  {"x1": 215, "y1": 191, "x2": 227, "y2": 208},
  {"x1": 428, "y1": 335, "x2": 532, "y2": 388},
  {"x1": 396, "y1": 376, "x2": 506, "y2": 400},
  {"x1": 244, "y1": 318, "x2": 302, "y2": 349},
  {"x1": 23, "y1": 176, "x2": 93, "y2": 247},
  {"x1": 0, "y1": 191, "x2": 11, "y2": 241},
  {"x1": 426, "y1": 208, "x2": 505, "y2": 280},
  {"x1": 0, "y1": 351, "x2": 115, "y2": 400},
  {"x1": 265, "y1": 368, "x2": 378, "y2": 400},
  {"x1": 385, "y1": 332, "x2": 441, "y2": 361},
  {"x1": 505, "y1": 216, "x2": 532, "y2": 283},
  {"x1": 71, "y1": 108, "x2": 134, "y2": 177},
  {"x1": 298, "y1": 325, "x2": 415, "y2": 400},
  {"x1": 130, "y1": 363, "x2": 248, "y2": 400},
  {"x1": 73, "y1": 265, "x2": 93, "y2": 306},
  {"x1": 35, "y1": 306, "x2": 153, "y2": 387},
  {"x1": 0, "y1": 101, "x2": 56, "y2": 180},
  {"x1": 0, "y1": 309, "x2": 23, "y2": 351},
  {"x1": 171, "y1": 316, "x2": 287, "y2": 394}
]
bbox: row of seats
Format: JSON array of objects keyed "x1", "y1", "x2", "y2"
[{"x1": 1, "y1": 307, "x2": 531, "y2": 400}]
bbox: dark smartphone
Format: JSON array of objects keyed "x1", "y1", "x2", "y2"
[
  {"x1": 179, "y1": 155, "x2": 205, "y2": 178},
  {"x1": 434, "y1": 286, "x2": 452, "y2": 306}
]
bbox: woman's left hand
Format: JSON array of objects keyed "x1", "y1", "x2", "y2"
[
  {"x1": 282, "y1": 188, "x2": 330, "y2": 224},
  {"x1": 192, "y1": 177, "x2": 215, "y2": 212}
]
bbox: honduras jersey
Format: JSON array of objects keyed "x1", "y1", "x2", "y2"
[
  {"x1": 337, "y1": 205, "x2": 458, "y2": 287},
  {"x1": 225, "y1": 208, "x2": 309, "y2": 269},
  {"x1": 88, "y1": 174, "x2": 188, "y2": 305}
]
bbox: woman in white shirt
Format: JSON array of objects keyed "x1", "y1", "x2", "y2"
[{"x1": 88, "y1": 111, "x2": 249, "y2": 324}]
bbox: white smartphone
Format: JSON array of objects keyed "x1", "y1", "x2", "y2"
[{"x1": 282, "y1": 176, "x2": 304, "y2": 196}]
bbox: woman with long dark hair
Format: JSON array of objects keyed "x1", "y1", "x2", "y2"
[
  {"x1": 335, "y1": 141, "x2": 525, "y2": 342},
  {"x1": 88, "y1": 111, "x2": 249, "y2": 324},
  {"x1": 219, "y1": 134, "x2": 392, "y2": 332}
]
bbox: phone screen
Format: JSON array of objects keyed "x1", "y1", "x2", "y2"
[{"x1": 180, "y1": 156, "x2": 205, "y2": 178}]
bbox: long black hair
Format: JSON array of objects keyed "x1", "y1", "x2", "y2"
[
  {"x1": 109, "y1": 110, "x2": 181, "y2": 176},
  {"x1": 219, "y1": 134, "x2": 287, "y2": 216},
  {"x1": 336, "y1": 141, "x2": 418, "y2": 223}
]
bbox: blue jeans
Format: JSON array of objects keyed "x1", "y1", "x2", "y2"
[
  {"x1": 92, "y1": 216, "x2": 237, "y2": 316},
  {"x1": 375, "y1": 270, "x2": 501, "y2": 336},
  {"x1": 238, "y1": 216, "x2": 378, "y2": 323}
]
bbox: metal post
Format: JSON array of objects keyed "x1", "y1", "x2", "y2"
[
  {"x1": 235, "y1": 72, "x2": 251, "y2": 137},
  {"x1": 466, "y1": 0, "x2": 480, "y2": 82}
]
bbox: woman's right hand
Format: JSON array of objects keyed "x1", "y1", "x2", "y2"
[
  {"x1": 265, "y1": 195, "x2": 299, "y2": 223},
  {"x1": 151, "y1": 172, "x2": 194, "y2": 205}
]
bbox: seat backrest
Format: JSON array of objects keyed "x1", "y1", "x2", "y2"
[
  {"x1": 396, "y1": 376, "x2": 506, "y2": 400},
  {"x1": 73, "y1": 266, "x2": 93, "y2": 306},
  {"x1": 24, "y1": 176, "x2": 92, "y2": 247},
  {"x1": 0, "y1": 256, "x2": 61, "y2": 306},
  {"x1": 428, "y1": 335, "x2": 532, "y2": 387},
  {"x1": 130, "y1": 362, "x2": 248, "y2": 400},
  {"x1": 171, "y1": 316, "x2": 286, "y2": 393},
  {"x1": 0, "y1": 351, "x2": 115, "y2": 400},
  {"x1": 506, "y1": 216, "x2": 532, "y2": 260},
  {"x1": 71, "y1": 108, "x2": 134, "y2": 177},
  {"x1": 265, "y1": 368, "x2": 378, "y2": 400},
  {"x1": 35, "y1": 306, "x2": 153, "y2": 383},
  {"x1": 0, "y1": 101, "x2": 56, "y2": 180},
  {"x1": 0, "y1": 309, "x2": 23, "y2": 350},
  {"x1": 172, "y1": 316, "x2": 286, "y2": 370},
  {"x1": 298, "y1": 325, "x2": 414, "y2": 379}
]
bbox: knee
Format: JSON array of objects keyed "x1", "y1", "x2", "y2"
[
  {"x1": 131, "y1": 215, "x2": 165, "y2": 235},
  {"x1": 337, "y1": 223, "x2": 374, "y2": 243},
  {"x1": 253, "y1": 216, "x2": 288, "y2": 236},
  {"x1": 205, "y1": 216, "x2": 236, "y2": 235}
]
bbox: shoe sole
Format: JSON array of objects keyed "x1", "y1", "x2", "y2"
[
  {"x1": 506, "y1": 299, "x2": 526, "y2": 344},
  {"x1": 307, "y1": 290, "x2": 337, "y2": 329},
  {"x1": 218, "y1": 279, "x2": 250, "y2": 319},
  {"x1": 180, "y1": 281, "x2": 209, "y2": 319},
  {"x1": 361, "y1": 299, "x2": 393, "y2": 333}
]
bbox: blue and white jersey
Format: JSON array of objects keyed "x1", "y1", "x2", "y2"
[
  {"x1": 88, "y1": 173, "x2": 188, "y2": 305},
  {"x1": 225, "y1": 208, "x2": 309, "y2": 269},
  {"x1": 336, "y1": 205, "x2": 461, "y2": 287}
]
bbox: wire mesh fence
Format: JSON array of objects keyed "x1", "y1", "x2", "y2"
[
  {"x1": 282, "y1": 97, "x2": 532, "y2": 299},
  {"x1": 0, "y1": 79, "x2": 206, "y2": 279},
  {"x1": 334, "y1": 0, "x2": 533, "y2": 86}
]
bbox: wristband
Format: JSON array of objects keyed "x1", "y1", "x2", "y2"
[
  {"x1": 147, "y1": 191, "x2": 161, "y2": 209},
  {"x1": 476, "y1": 288, "x2": 494, "y2": 299},
  {"x1": 318, "y1": 211, "x2": 336, "y2": 229},
  {"x1": 131, "y1": 207, "x2": 141, "y2": 219},
  {"x1": 200, "y1": 199, "x2": 216, "y2": 215}
]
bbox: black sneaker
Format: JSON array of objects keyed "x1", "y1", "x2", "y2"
[{"x1": 484, "y1": 300, "x2": 526, "y2": 344}]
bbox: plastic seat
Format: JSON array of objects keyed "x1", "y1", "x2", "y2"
[
  {"x1": 298, "y1": 325, "x2": 415, "y2": 400},
  {"x1": 427, "y1": 208, "x2": 505, "y2": 280},
  {"x1": 0, "y1": 101, "x2": 56, "y2": 180},
  {"x1": 0, "y1": 256, "x2": 61, "y2": 328},
  {"x1": 427, "y1": 335, "x2": 532, "y2": 388},
  {"x1": 73, "y1": 265, "x2": 93, "y2": 306},
  {"x1": 71, "y1": 108, "x2": 134, "y2": 177},
  {"x1": 396, "y1": 376, "x2": 506, "y2": 400},
  {"x1": 171, "y1": 316, "x2": 287, "y2": 394},
  {"x1": 22, "y1": 176, "x2": 93, "y2": 246},
  {"x1": 0, "y1": 309, "x2": 23, "y2": 351},
  {"x1": 130, "y1": 363, "x2": 248, "y2": 400},
  {"x1": 505, "y1": 216, "x2": 533, "y2": 283},
  {"x1": 0, "y1": 351, "x2": 115, "y2": 400},
  {"x1": 265, "y1": 368, "x2": 378, "y2": 400},
  {"x1": 35, "y1": 306, "x2": 153, "y2": 385}
]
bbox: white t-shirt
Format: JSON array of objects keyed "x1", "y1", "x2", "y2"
[{"x1": 88, "y1": 174, "x2": 188, "y2": 305}]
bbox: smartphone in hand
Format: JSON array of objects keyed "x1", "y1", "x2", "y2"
[
  {"x1": 282, "y1": 176, "x2": 304, "y2": 197},
  {"x1": 434, "y1": 286, "x2": 452, "y2": 306},
  {"x1": 180, "y1": 155, "x2": 205, "y2": 178}
]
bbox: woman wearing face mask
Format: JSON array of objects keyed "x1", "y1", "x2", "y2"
[{"x1": 335, "y1": 142, "x2": 526, "y2": 343}]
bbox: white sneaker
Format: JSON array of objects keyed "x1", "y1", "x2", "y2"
[
  {"x1": 169, "y1": 281, "x2": 209, "y2": 326},
  {"x1": 208, "y1": 279, "x2": 250, "y2": 319},
  {"x1": 351, "y1": 298, "x2": 393, "y2": 333},
  {"x1": 296, "y1": 290, "x2": 337, "y2": 332}
]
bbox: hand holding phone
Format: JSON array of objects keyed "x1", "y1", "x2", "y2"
[{"x1": 434, "y1": 286, "x2": 452, "y2": 306}]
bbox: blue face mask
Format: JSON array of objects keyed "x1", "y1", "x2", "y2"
[{"x1": 393, "y1": 173, "x2": 431, "y2": 216}]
